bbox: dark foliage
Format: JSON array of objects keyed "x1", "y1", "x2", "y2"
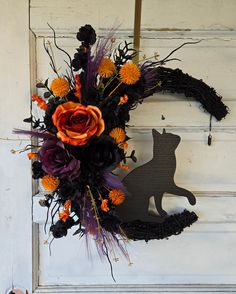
[{"x1": 44, "y1": 98, "x2": 62, "y2": 133}]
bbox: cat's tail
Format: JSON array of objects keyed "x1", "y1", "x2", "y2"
[{"x1": 120, "y1": 210, "x2": 198, "y2": 241}]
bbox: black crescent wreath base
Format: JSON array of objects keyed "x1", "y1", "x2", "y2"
[{"x1": 121, "y1": 210, "x2": 198, "y2": 241}]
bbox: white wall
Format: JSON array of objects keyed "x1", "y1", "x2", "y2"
[{"x1": 0, "y1": 1, "x2": 32, "y2": 293}]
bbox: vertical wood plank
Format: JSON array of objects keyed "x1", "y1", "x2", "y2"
[
  {"x1": 133, "y1": 0, "x2": 142, "y2": 63},
  {"x1": 0, "y1": 0, "x2": 32, "y2": 293}
]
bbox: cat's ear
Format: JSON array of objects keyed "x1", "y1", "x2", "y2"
[
  {"x1": 162, "y1": 128, "x2": 166, "y2": 134},
  {"x1": 152, "y1": 129, "x2": 161, "y2": 137}
]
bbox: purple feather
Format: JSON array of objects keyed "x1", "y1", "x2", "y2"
[
  {"x1": 104, "y1": 172, "x2": 128, "y2": 194},
  {"x1": 81, "y1": 191, "x2": 130, "y2": 263},
  {"x1": 85, "y1": 28, "x2": 116, "y2": 90},
  {"x1": 141, "y1": 62, "x2": 159, "y2": 90},
  {"x1": 13, "y1": 128, "x2": 55, "y2": 140}
]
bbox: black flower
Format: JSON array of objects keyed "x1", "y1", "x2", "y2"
[
  {"x1": 50, "y1": 217, "x2": 75, "y2": 238},
  {"x1": 58, "y1": 179, "x2": 81, "y2": 201},
  {"x1": 76, "y1": 24, "x2": 96, "y2": 46},
  {"x1": 32, "y1": 161, "x2": 45, "y2": 179},
  {"x1": 72, "y1": 46, "x2": 88, "y2": 71},
  {"x1": 81, "y1": 135, "x2": 122, "y2": 172}
]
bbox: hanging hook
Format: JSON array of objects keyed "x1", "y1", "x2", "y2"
[{"x1": 208, "y1": 115, "x2": 213, "y2": 146}]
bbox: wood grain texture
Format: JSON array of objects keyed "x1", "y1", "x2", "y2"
[
  {"x1": 0, "y1": 1, "x2": 32, "y2": 293},
  {"x1": 141, "y1": 0, "x2": 236, "y2": 31},
  {"x1": 32, "y1": 284, "x2": 236, "y2": 293},
  {"x1": 33, "y1": 193, "x2": 236, "y2": 224},
  {"x1": 30, "y1": 0, "x2": 236, "y2": 36},
  {"x1": 37, "y1": 222, "x2": 236, "y2": 285},
  {"x1": 29, "y1": 0, "x2": 236, "y2": 291},
  {"x1": 30, "y1": 0, "x2": 135, "y2": 36}
]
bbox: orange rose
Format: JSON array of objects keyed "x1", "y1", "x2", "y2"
[{"x1": 52, "y1": 102, "x2": 105, "y2": 146}]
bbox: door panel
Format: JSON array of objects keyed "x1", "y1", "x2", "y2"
[
  {"x1": 38, "y1": 227, "x2": 236, "y2": 285},
  {"x1": 30, "y1": 1, "x2": 236, "y2": 292}
]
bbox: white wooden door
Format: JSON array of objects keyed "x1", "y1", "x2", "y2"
[
  {"x1": 0, "y1": 1, "x2": 32, "y2": 293},
  {"x1": 1, "y1": 1, "x2": 236, "y2": 293}
]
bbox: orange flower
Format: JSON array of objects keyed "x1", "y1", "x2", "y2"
[
  {"x1": 51, "y1": 77, "x2": 70, "y2": 97},
  {"x1": 119, "y1": 141, "x2": 128, "y2": 150},
  {"x1": 98, "y1": 58, "x2": 116, "y2": 78},
  {"x1": 109, "y1": 189, "x2": 125, "y2": 206},
  {"x1": 119, "y1": 63, "x2": 141, "y2": 85},
  {"x1": 63, "y1": 200, "x2": 71, "y2": 210},
  {"x1": 59, "y1": 200, "x2": 71, "y2": 222},
  {"x1": 119, "y1": 94, "x2": 129, "y2": 105},
  {"x1": 100, "y1": 199, "x2": 110, "y2": 212},
  {"x1": 109, "y1": 128, "x2": 126, "y2": 144},
  {"x1": 59, "y1": 210, "x2": 70, "y2": 222},
  {"x1": 32, "y1": 95, "x2": 48, "y2": 110},
  {"x1": 41, "y1": 175, "x2": 60, "y2": 191},
  {"x1": 27, "y1": 152, "x2": 38, "y2": 160},
  {"x1": 74, "y1": 74, "x2": 81, "y2": 99},
  {"x1": 117, "y1": 164, "x2": 130, "y2": 172},
  {"x1": 52, "y1": 102, "x2": 105, "y2": 146}
]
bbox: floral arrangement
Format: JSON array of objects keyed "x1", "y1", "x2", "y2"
[{"x1": 14, "y1": 24, "x2": 228, "y2": 276}]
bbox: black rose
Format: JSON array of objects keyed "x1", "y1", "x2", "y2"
[
  {"x1": 82, "y1": 135, "x2": 122, "y2": 171},
  {"x1": 32, "y1": 161, "x2": 45, "y2": 179},
  {"x1": 58, "y1": 179, "x2": 81, "y2": 201},
  {"x1": 50, "y1": 217, "x2": 75, "y2": 238},
  {"x1": 72, "y1": 45, "x2": 88, "y2": 71},
  {"x1": 76, "y1": 24, "x2": 96, "y2": 46}
]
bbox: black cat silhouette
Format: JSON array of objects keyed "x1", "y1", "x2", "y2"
[{"x1": 117, "y1": 129, "x2": 196, "y2": 222}]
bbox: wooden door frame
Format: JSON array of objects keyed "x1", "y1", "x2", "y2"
[{"x1": 29, "y1": 1, "x2": 236, "y2": 293}]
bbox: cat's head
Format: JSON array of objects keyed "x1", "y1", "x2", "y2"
[{"x1": 152, "y1": 129, "x2": 181, "y2": 151}]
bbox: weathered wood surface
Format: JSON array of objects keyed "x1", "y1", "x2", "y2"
[{"x1": 1, "y1": 1, "x2": 236, "y2": 293}]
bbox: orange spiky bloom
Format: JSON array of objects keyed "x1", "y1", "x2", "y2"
[
  {"x1": 100, "y1": 199, "x2": 110, "y2": 212},
  {"x1": 27, "y1": 152, "x2": 38, "y2": 160},
  {"x1": 119, "y1": 63, "x2": 141, "y2": 85},
  {"x1": 51, "y1": 77, "x2": 70, "y2": 97},
  {"x1": 109, "y1": 127, "x2": 126, "y2": 144},
  {"x1": 98, "y1": 58, "x2": 116, "y2": 78},
  {"x1": 32, "y1": 95, "x2": 48, "y2": 110},
  {"x1": 109, "y1": 189, "x2": 125, "y2": 206},
  {"x1": 41, "y1": 175, "x2": 60, "y2": 191}
]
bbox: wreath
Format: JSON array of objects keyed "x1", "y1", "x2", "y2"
[{"x1": 14, "y1": 24, "x2": 228, "y2": 278}]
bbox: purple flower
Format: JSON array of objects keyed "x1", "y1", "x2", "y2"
[{"x1": 39, "y1": 139, "x2": 80, "y2": 178}]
